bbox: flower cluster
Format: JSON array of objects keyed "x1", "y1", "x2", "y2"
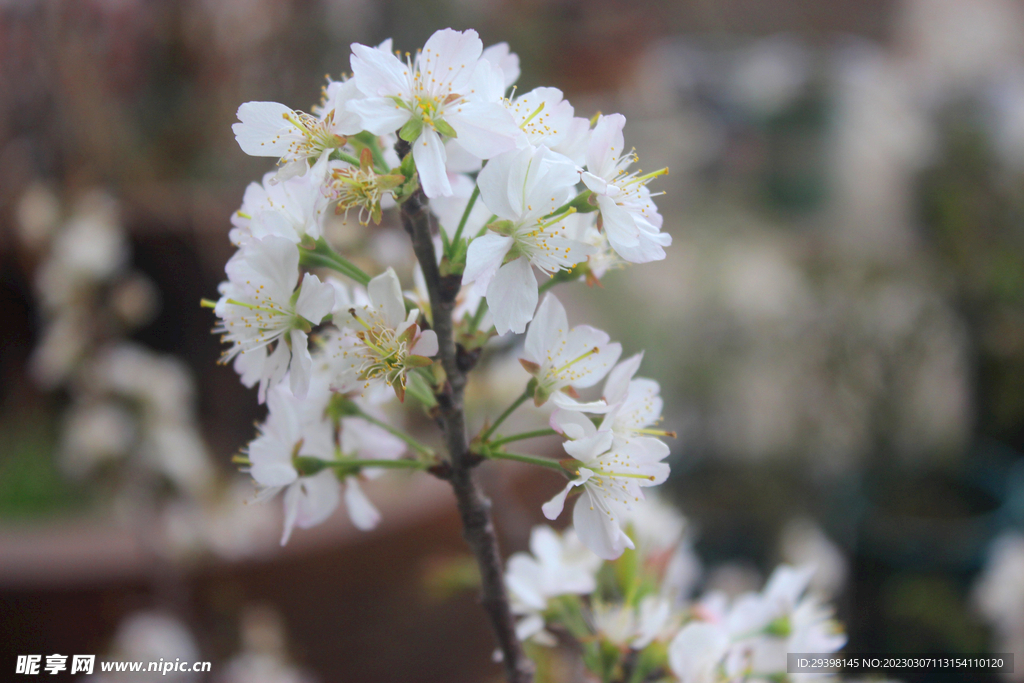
[
  {"x1": 504, "y1": 501, "x2": 846, "y2": 682},
  {"x1": 215, "y1": 27, "x2": 676, "y2": 553}
]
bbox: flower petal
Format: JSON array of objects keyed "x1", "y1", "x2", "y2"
[
  {"x1": 487, "y1": 257, "x2": 539, "y2": 335},
  {"x1": 462, "y1": 232, "x2": 513, "y2": 289},
  {"x1": 344, "y1": 477, "x2": 382, "y2": 530},
  {"x1": 413, "y1": 126, "x2": 452, "y2": 198}
]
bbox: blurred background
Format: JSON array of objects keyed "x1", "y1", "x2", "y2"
[{"x1": 3, "y1": 0, "x2": 1024, "y2": 681}]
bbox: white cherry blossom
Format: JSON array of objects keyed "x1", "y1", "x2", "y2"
[
  {"x1": 328, "y1": 268, "x2": 438, "y2": 401},
  {"x1": 541, "y1": 410, "x2": 670, "y2": 560},
  {"x1": 247, "y1": 385, "x2": 341, "y2": 545},
  {"x1": 581, "y1": 113, "x2": 672, "y2": 264},
  {"x1": 348, "y1": 28, "x2": 520, "y2": 197},
  {"x1": 214, "y1": 235, "x2": 334, "y2": 402},
  {"x1": 463, "y1": 146, "x2": 595, "y2": 335},
  {"x1": 505, "y1": 525, "x2": 602, "y2": 644},
  {"x1": 233, "y1": 99, "x2": 360, "y2": 181},
  {"x1": 229, "y1": 153, "x2": 332, "y2": 246},
  {"x1": 519, "y1": 294, "x2": 621, "y2": 409},
  {"x1": 505, "y1": 87, "x2": 576, "y2": 149}
]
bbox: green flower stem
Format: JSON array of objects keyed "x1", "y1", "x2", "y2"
[
  {"x1": 483, "y1": 449, "x2": 564, "y2": 472},
  {"x1": 487, "y1": 429, "x2": 558, "y2": 448},
  {"x1": 467, "y1": 298, "x2": 489, "y2": 335},
  {"x1": 299, "y1": 238, "x2": 371, "y2": 286},
  {"x1": 329, "y1": 149, "x2": 363, "y2": 167},
  {"x1": 480, "y1": 387, "x2": 532, "y2": 443},
  {"x1": 351, "y1": 408, "x2": 435, "y2": 458},
  {"x1": 327, "y1": 458, "x2": 428, "y2": 470},
  {"x1": 448, "y1": 185, "x2": 480, "y2": 254}
]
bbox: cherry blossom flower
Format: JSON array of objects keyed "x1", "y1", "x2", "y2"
[
  {"x1": 505, "y1": 87, "x2": 576, "y2": 149},
  {"x1": 247, "y1": 385, "x2": 341, "y2": 545},
  {"x1": 229, "y1": 152, "x2": 333, "y2": 246},
  {"x1": 233, "y1": 99, "x2": 360, "y2": 182},
  {"x1": 328, "y1": 268, "x2": 438, "y2": 401},
  {"x1": 463, "y1": 146, "x2": 595, "y2": 335},
  {"x1": 581, "y1": 114, "x2": 672, "y2": 264},
  {"x1": 505, "y1": 525, "x2": 602, "y2": 644},
  {"x1": 481, "y1": 41, "x2": 520, "y2": 91},
  {"x1": 214, "y1": 235, "x2": 334, "y2": 402},
  {"x1": 519, "y1": 294, "x2": 621, "y2": 409},
  {"x1": 348, "y1": 28, "x2": 520, "y2": 197},
  {"x1": 541, "y1": 410, "x2": 670, "y2": 560}
]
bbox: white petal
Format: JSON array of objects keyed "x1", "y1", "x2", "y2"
[
  {"x1": 367, "y1": 268, "x2": 406, "y2": 329},
  {"x1": 251, "y1": 461, "x2": 298, "y2": 488},
  {"x1": 351, "y1": 43, "x2": 411, "y2": 96},
  {"x1": 413, "y1": 126, "x2": 452, "y2": 198},
  {"x1": 344, "y1": 478, "x2": 382, "y2": 530},
  {"x1": 475, "y1": 148, "x2": 521, "y2": 222},
  {"x1": 481, "y1": 42, "x2": 520, "y2": 88},
  {"x1": 420, "y1": 28, "x2": 482, "y2": 94},
  {"x1": 487, "y1": 257, "x2": 538, "y2": 336},
  {"x1": 346, "y1": 96, "x2": 412, "y2": 135},
  {"x1": 233, "y1": 101, "x2": 294, "y2": 157},
  {"x1": 411, "y1": 329, "x2": 438, "y2": 357},
  {"x1": 462, "y1": 233, "x2": 513, "y2": 289},
  {"x1": 550, "y1": 394, "x2": 612, "y2": 413},
  {"x1": 668, "y1": 622, "x2": 730, "y2": 682},
  {"x1": 287, "y1": 330, "x2": 313, "y2": 398},
  {"x1": 541, "y1": 480, "x2": 577, "y2": 520},
  {"x1": 295, "y1": 272, "x2": 335, "y2": 324},
  {"x1": 550, "y1": 409, "x2": 597, "y2": 440},
  {"x1": 572, "y1": 490, "x2": 634, "y2": 560},
  {"x1": 524, "y1": 294, "x2": 569, "y2": 365},
  {"x1": 295, "y1": 470, "x2": 341, "y2": 530},
  {"x1": 586, "y1": 113, "x2": 626, "y2": 180},
  {"x1": 280, "y1": 482, "x2": 301, "y2": 545},
  {"x1": 447, "y1": 102, "x2": 520, "y2": 159},
  {"x1": 603, "y1": 352, "x2": 644, "y2": 406},
  {"x1": 563, "y1": 430, "x2": 614, "y2": 462}
]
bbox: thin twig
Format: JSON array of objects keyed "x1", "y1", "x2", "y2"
[{"x1": 397, "y1": 140, "x2": 533, "y2": 683}]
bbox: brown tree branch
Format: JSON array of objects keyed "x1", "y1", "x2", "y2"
[{"x1": 397, "y1": 140, "x2": 533, "y2": 683}]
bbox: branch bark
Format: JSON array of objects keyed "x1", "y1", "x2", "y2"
[{"x1": 397, "y1": 141, "x2": 533, "y2": 683}]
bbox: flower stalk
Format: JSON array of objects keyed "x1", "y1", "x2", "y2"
[{"x1": 398, "y1": 139, "x2": 534, "y2": 683}]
